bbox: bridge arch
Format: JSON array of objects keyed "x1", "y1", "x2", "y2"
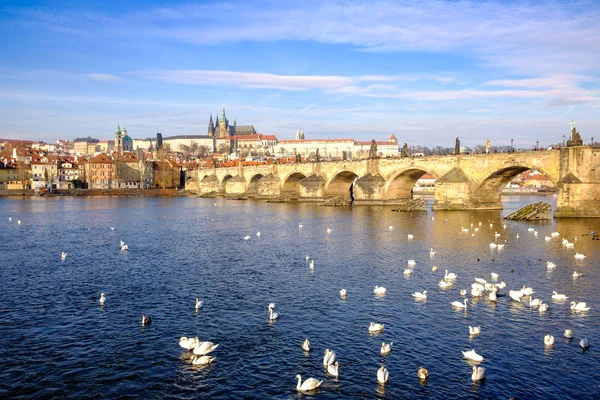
[
  {"x1": 474, "y1": 165, "x2": 559, "y2": 202},
  {"x1": 282, "y1": 172, "x2": 306, "y2": 193},
  {"x1": 384, "y1": 168, "x2": 436, "y2": 200},
  {"x1": 325, "y1": 170, "x2": 359, "y2": 196},
  {"x1": 220, "y1": 174, "x2": 233, "y2": 191},
  {"x1": 247, "y1": 174, "x2": 264, "y2": 195}
]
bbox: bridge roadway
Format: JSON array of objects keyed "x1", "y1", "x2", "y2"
[{"x1": 186, "y1": 146, "x2": 600, "y2": 218}]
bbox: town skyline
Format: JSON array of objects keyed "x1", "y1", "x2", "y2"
[{"x1": 1, "y1": 1, "x2": 599, "y2": 146}]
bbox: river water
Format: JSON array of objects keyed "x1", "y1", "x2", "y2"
[{"x1": 0, "y1": 196, "x2": 598, "y2": 399}]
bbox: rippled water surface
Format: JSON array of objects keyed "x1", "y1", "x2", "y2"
[{"x1": 0, "y1": 196, "x2": 599, "y2": 399}]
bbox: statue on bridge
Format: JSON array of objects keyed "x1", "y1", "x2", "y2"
[
  {"x1": 485, "y1": 139, "x2": 490, "y2": 154},
  {"x1": 454, "y1": 137, "x2": 460, "y2": 155},
  {"x1": 402, "y1": 143, "x2": 409, "y2": 157},
  {"x1": 369, "y1": 139, "x2": 378, "y2": 159},
  {"x1": 568, "y1": 125, "x2": 583, "y2": 147}
]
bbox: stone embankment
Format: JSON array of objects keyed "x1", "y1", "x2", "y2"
[
  {"x1": 392, "y1": 199, "x2": 428, "y2": 212},
  {"x1": 0, "y1": 189, "x2": 185, "y2": 197},
  {"x1": 504, "y1": 201, "x2": 551, "y2": 220}
]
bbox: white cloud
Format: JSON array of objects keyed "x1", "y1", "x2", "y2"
[{"x1": 88, "y1": 73, "x2": 124, "y2": 83}]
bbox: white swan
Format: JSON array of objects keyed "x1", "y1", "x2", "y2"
[
  {"x1": 141, "y1": 314, "x2": 152, "y2": 326},
  {"x1": 99, "y1": 293, "x2": 105, "y2": 305},
  {"x1": 61, "y1": 252, "x2": 68, "y2": 260},
  {"x1": 452, "y1": 299, "x2": 468, "y2": 309},
  {"x1": 439, "y1": 280, "x2": 453, "y2": 289},
  {"x1": 545, "y1": 236, "x2": 551, "y2": 241},
  {"x1": 306, "y1": 254, "x2": 310, "y2": 262},
  {"x1": 565, "y1": 242, "x2": 575, "y2": 249},
  {"x1": 17, "y1": 220, "x2": 21, "y2": 224},
  {"x1": 489, "y1": 291, "x2": 497, "y2": 302},
  {"x1": 490, "y1": 272, "x2": 499, "y2": 280},
  {"x1": 120, "y1": 243, "x2": 129, "y2": 252},
  {"x1": 377, "y1": 366, "x2": 389, "y2": 384},
  {"x1": 191, "y1": 355, "x2": 215, "y2": 365},
  {"x1": 179, "y1": 336, "x2": 199, "y2": 350},
  {"x1": 407, "y1": 234, "x2": 414, "y2": 239},
  {"x1": 302, "y1": 338, "x2": 310, "y2": 352},
  {"x1": 374, "y1": 286, "x2": 387, "y2": 295},
  {"x1": 574, "y1": 253, "x2": 586, "y2": 260},
  {"x1": 430, "y1": 248, "x2": 436, "y2": 257},
  {"x1": 471, "y1": 288, "x2": 483, "y2": 297},
  {"x1": 193, "y1": 341, "x2": 219, "y2": 355},
  {"x1": 299, "y1": 223, "x2": 303, "y2": 228},
  {"x1": 529, "y1": 297, "x2": 542, "y2": 307},
  {"x1": 444, "y1": 270, "x2": 457, "y2": 280},
  {"x1": 369, "y1": 322, "x2": 385, "y2": 333},
  {"x1": 268, "y1": 303, "x2": 276, "y2": 310},
  {"x1": 340, "y1": 288, "x2": 347, "y2": 298},
  {"x1": 538, "y1": 303, "x2": 548, "y2": 313},
  {"x1": 243, "y1": 235, "x2": 250, "y2": 240},
  {"x1": 509, "y1": 290, "x2": 523, "y2": 302},
  {"x1": 564, "y1": 329, "x2": 573, "y2": 339},
  {"x1": 195, "y1": 299, "x2": 203, "y2": 309},
  {"x1": 309, "y1": 260, "x2": 315, "y2": 270},
  {"x1": 547, "y1": 261, "x2": 556, "y2": 269},
  {"x1": 544, "y1": 334, "x2": 554, "y2": 346},
  {"x1": 404, "y1": 268, "x2": 412, "y2": 276},
  {"x1": 570, "y1": 301, "x2": 590, "y2": 311},
  {"x1": 475, "y1": 278, "x2": 487, "y2": 285},
  {"x1": 418, "y1": 366, "x2": 429, "y2": 380},
  {"x1": 412, "y1": 291, "x2": 427, "y2": 299},
  {"x1": 573, "y1": 271, "x2": 583, "y2": 278},
  {"x1": 551, "y1": 291, "x2": 568, "y2": 300},
  {"x1": 580, "y1": 337, "x2": 589, "y2": 349},
  {"x1": 389, "y1": 225, "x2": 393, "y2": 230},
  {"x1": 497, "y1": 244, "x2": 505, "y2": 250},
  {"x1": 460, "y1": 289, "x2": 467, "y2": 296},
  {"x1": 256, "y1": 231, "x2": 261, "y2": 237},
  {"x1": 471, "y1": 366, "x2": 486, "y2": 381},
  {"x1": 469, "y1": 326, "x2": 481, "y2": 335},
  {"x1": 489, "y1": 243, "x2": 497, "y2": 249},
  {"x1": 327, "y1": 228, "x2": 332, "y2": 234},
  {"x1": 323, "y1": 349, "x2": 336, "y2": 366},
  {"x1": 296, "y1": 374, "x2": 323, "y2": 392},
  {"x1": 521, "y1": 286, "x2": 534, "y2": 296},
  {"x1": 551, "y1": 231, "x2": 560, "y2": 237},
  {"x1": 528, "y1": 227, "x2": 535, "y2": 232},
  {"x1": 462, "y1": 349, "x2": 483, "y2": 362},
  {"x1": 432, "y1": 265, "x2": 438, "y2": 271},
  {"x1": 407, "y1": 259, "x2": 416, "y2": 267},
  {"x1": 380, "y1": 342, "x2": 393, "y2": 355},
  {"x1": 269, "y1": 307, "x2": 279, "y2": 320},
  {"x1": 327, "y1": 361, "x2": 339, "y2": 377}
]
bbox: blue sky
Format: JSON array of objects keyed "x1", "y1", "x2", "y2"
[{"x1": 1, "y1": 0, "x2": 599, "y2": 148}]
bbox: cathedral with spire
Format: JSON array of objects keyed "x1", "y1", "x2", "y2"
[{"x1": 207, "y1": 107, "x2": 256, "y2": 138}]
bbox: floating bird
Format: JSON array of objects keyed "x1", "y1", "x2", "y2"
[
  {"x1": 444, "y1": 270, "x2": 457, "y2": 280},
  {"x1": 8, "y1": 217, "x2": 12, "y2": 221},
  {"x1": 61, "y1": 252, "x2": 68, "y2": 260},
  {"x1": 243, "y1": 235, "x2": 251, "y2": 240},
  {"x1": 306, "y1": 254, "x2": 310, "y2": 262},
  {"x1": 309, "y1": 260, "x2": 315, "y2": 270},
  {"x1": 369, "y1": 322, "x2": 385, "y2": 333},
  {"x1": 580, "y1": 337, "x2": 589, "y2": 349},
  {"x1": 298, "y1": 223, "x2": 303, "y2": 228},
  {"x1": 544, "y1": 334, "x2": 554, "y2": 346},
  {"x1": 430, "y1": 248, "x2": 436, "y2": 257},
  {"x1": 497, "y1": 244, "x2": 505, "y2": 250},
  {"x1": 407, "y1": 234, "x2": 414, "y2": 239},
  {"x1": 296, "y1": 375, "x2": 323, "y2": 392},
  {"x1": 268, "y1": 303, "x2": 276, "y2": 310},
  {"x1": 528, "y1": 227, "x2": 535, "y2": 232},
  {"x1": 327, "y1": 228, "x2": 332, "y2": 234},
  {"x1": 573, "y1": 271, "x2": 583, "y2": 278},
  {"x1": 256, "y1": 231, "x2": 261, "y2": 237},
  {"x1": 302, "y1": 338, "x2": 311, "y2": 352},
  {"x1": 570, "y1": 301, "x2": 590, "y2": 311},
  {"x1": 195, "y1": 299, "x2": 203, "y2": 309},
  {"x1": 404, "y1": 268, "x2": 412, "y2": 276},
  {"x1": 268, "y1": 306, "x2": 279, "y2": 320},
  {"x1": 509, "y1": 290, "x2": 523, "y2": 302},
  {"x1": 489, "y1": 291, "x2": 497, "y2": 302},
  {"x1": 439, "y1": 280, "x2": 453, "y2": 289},
  {"x1": 407, "y1": 259, "x2": 416, "y2": 267},
  {"x1": 547, "y1": 261, "x2": 556, "y2": 269},
  {"x1": 521, "y1": 286, "x2": 534, "y2": 296},
  {"x1": 141, "y1": 314, "x2": 152, "y2": 326},
  {"x1": 340, "y1": 288, "x2": 347, "y2": 298},
  {"x1": 564, "y1": 329, "x2": 573, "y2": 339},
  {"x1": 551, "y1": 232, "x2": 560, "y2": 237},
  {"x1": 120, "y1": 241, "x2": 129, "y2": 252},
  {"x1": 574, "y1": 253, "x2": 586, "y2": 260},
  {"x1": 529, "y1": 297, "x2": 542, "y2": 307},
  {"x1": 432, "y1": 265, "x2": 438, "y2": 272},
  {"x1": 539, "y1": 303, "x2": 548, "y2": 313},
  {"x1": 389, "y1": 225, "x2": 393, "y2": 230},
  {"x1": 191, "y1": 355, "x2": 215, "y2": 365},
  {"x1": 377, "y1": 366, "x2": 389, "y2": 384},
  {"x1": 452, "y1": 299, "x2": 468, "y2": 309},
  {"x1": 552, "y1": 291, "x2": 568, "y2": 300},
  {"x1": 489, "y1": 243, "x2": 497, "y2": 249},
  {"x1": 472, "y1": 366, "x2": 486, "y2": 381},
  {"x1": 193, "y1": 341, "x2": 219, "y2": 355},
  {"x1": 460, "y1": 289, "x2": 467, "y2": 296},
  {"x1": 323, "y1": 349, "x2": 336, "y2": 366},
  {"x1": 327, "y1": 361, "x2": 339, "y2": 377},
  {"x1": 374, "y1": 286, "x2": 387, "y2": 295},
  {"x1": 491, "y1": 272, "x2": 499, "y2": 280},
  {"x1": 17, "y1": 220, "x2": 21, "y2": 224},
  {"x1": 516, "y1": 233, "x2": 519, "y2": 239},
  {"x1": 418, "y1": 366, "x2": 429, "y2": 381},
  {"x1": 99, "y1": 293, "x2": 105, "y2": 305},
  {"x1": 545, "y1": 236, "x2": 551, "y2": 241},
  {"x1": 469, "y1": 326, "x2": 481, "y2": 336},
  {"x1": 179, "y1": 337, "x2": 199, "y2": 350},
  {"x1": 110, "y1": 227, "x2": 115, "y2": 230},
  {"x1": 475, "y1": 277, "x2": 487, "y2": 285},
  {"x1": 412, "y1": 291, "x2": 427, "y2": 299},
  {"x1": 381, "y1": 342, "x2": 393, "y2": 355},
  {"x1": 462, "y1": 349, "x2": 483, "y2": 362}
]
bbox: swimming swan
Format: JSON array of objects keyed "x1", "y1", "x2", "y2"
[
  {"x1": 580, "y1": 337, "x2": 589, "y2": 349},
  {"x1": 462, "y1": 349, "x2": 483, "y2": 362},
  {"x1": 340, "y1": 289, "x2": 347, "y2": 298},
  {"x1": 564, "y1": 329, "x2": 573, "y2": 339},
  {"x1": 374, "y1": 286, "x2": 387, "y2": 295},
  {"x1": 452, "y1": 299, "x2": 468, "y2": 309},
  {"x1": 380, "y1": 342, "x2": 393, "y2": 355},
  {"x1": 444, "y1": 270, "x2": 457, "y2": 280},
  {"x1": 544, "y1": 334, "x2": 554, "y2": 346},
  {"x1": 551, "y1": 291, "x2": 568, "y2": 300},
  {"x1": 99, "y1": 293, "x2": 105, "y2": 305},
  {"x1": 193, "y1": 341, "x2": 219, "y2": 355},
  {"x1": 302, "y1": 338, "x2": 311, "y2": 352},
  {"x1": 471, "y1": 366, "x2": 486, "y2": 381},
  {"x1": 296, "y1": 374, "x2": 323, "y2": 392},
  {"x1": 323, "y1": 349, "x2": 336, "y2": 366},
  {"x1": 418, "y1": 366, "x2": 429, "y2": 380},
  {"x1": 191, "y1": 355, "x2": 215, "y2": 365},
  {"x1": 570, "y1": 302, "x2": 590, "y2": 311},
  {"x1": 141, "y1": 314, "x2": 152, "y2": 326},
  {"x1": 412, "y1": 291, "x2": 427, "y2": 299},
  {"x1": 377, "y1": 366, "x2": 389, "y2": 384},
  {"x1": 327, "y1": 361, "x2": 339, "y2": 377},
  {"x1": 369, "y1": 322, "x2": 385, "y2": 333},
  {"x1": 469, "y1": 326, "x2": 481, "y2": 335}
]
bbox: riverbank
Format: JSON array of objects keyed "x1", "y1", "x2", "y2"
[{"x1": 0, "y1": 188, "x2": 190, "y2": 197}]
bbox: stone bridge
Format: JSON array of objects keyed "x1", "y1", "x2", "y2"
[{"x1": 186, "y1": 146, "x2": 600, "y2": 217}]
